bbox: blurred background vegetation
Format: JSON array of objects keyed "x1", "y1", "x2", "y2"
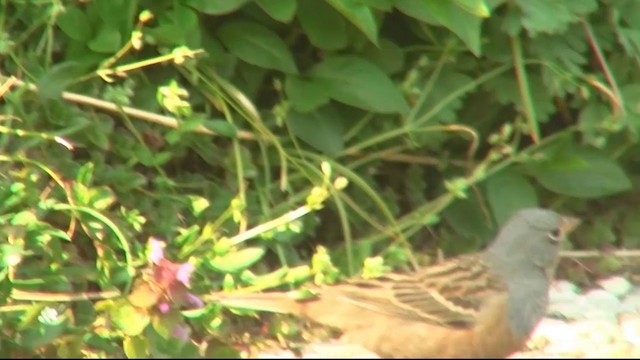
[{"x1": 1, "y1": 0, "x2": 640, "y2": 357}]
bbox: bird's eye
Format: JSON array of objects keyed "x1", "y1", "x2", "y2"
[{"x1": 548, "y1": 228, "x2": 562, "y2": 242}]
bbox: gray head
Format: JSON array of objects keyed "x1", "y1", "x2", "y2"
[
  {"x1": 484, "y1": 208, "x2": 580, "y2": 275},
  {"x1": 483, "y1": 208, "x2": 580, "y2": 340}
]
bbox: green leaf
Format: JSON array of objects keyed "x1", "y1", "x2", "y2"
[
  {"x1": 17, "y1": 303, "x2": 47, "y2": 331},
  {"x1": 578, "y1": 103, "x2": 611, "y2": 144},
  {"x1": 620, "y1": 84, "x2": 640, "y2": 136},
  {"x1": 183, "y1": 0, "x2": 249, "y2": 14},
  {"x1": 411, "y1": 70, "x2": 473, "y2": 126},
  {"x1": 442, "y1": 196, "x2": 495, "y2": 253},
  {"x1": 19, "y1": 323, "x2": 66, "y2": 349},
  {"x1": 123, "y1": 336, "x2": 150, "y2": 358},
  {"x1": 485, "y1": 170, "x2": 538, "y2": 226},
  {"x1": 286, "y1": 106, "x2": 345, "y2": 155},
  {"x1": 203, "y1": 120, "x2": 238, "y2": 138},
  {"x1": 528, "y1": 145, "x2": 632, "y2": 198},
  {"x1": 86, "y1": 118, "x2": 114, "y2": 150},
  {"x1": 529, "y1": 30, "x2": 588, "y2": 75},
  {"x1": 326, "y1": 0, "x2": 379, "y2": 45},
  {"x1": 394, "y1": 0, "x2": 437, "y2": 23},
  {"x1": 395, "y1": 0, "x2": 484, "y2": 56},
  {"x1": 359, "y1": 0, "x2": 393, "y2": 10},
  {"x1": 36, "y1": 62, "x2": 85, "y2": 99},
  {"x1": 209, "y1": 247, "x2": 266, "y2": 273},
  {"x1": 88, "y1": 23, "x2": 122, "y2": 53},
  {"x1": 146, "y1": 5, "x2": 201, "y2": 47},
  {"x1": 10, "y1": 210, "x2": 37, "y2": 225},
  {"x1": 57, "y1": 6, "x2": 93, "y2": 42},
  {"x1": 297, "y1": 0, "x2": 348, "y2": 50},
  {"x1": 188, "y1": 195, "x2": 210, "y2": 217},
  {"x1": 0, "y1": 244, "x2": 23, "y2": 267},
  {"x1": 483, "y1": 74, "x2": 556, "y2": 121},
  {"x1": 514, "y1": 0, "x2": 598, "y2": 36},
  {"x1": 41, "y1": 228, "x2": 72, "y2": 242},
  {"x1": 361, "y1": 38, "x2": 405, "y2": 74},
  {"x1": 76, "y1": 162, "x2": 95, "y2": 185},
  {"x1": 285, "y1": 75, "x2": 331, "y2": 112},
  {"x1": 255, "y1": 0, "x2": 297, "y2": 22},
  {"x1": 217, "y1": 20, "x2": 298, "y2": 74},
  {"x1": 152, "y1": 311, "x2": 182, "y2": 340},
  {"x1": 111, "y1": 303, "x2": 151, "y2": 336},
  {"x1": 453, "y1": 0, "x2": 491, "y2": 17},
  {"x1": 310, "y1": 56, "x2": 409, "y2": 114}
]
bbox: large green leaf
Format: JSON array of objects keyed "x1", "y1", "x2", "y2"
[
  {"x1": 36, "y1": 62, "x2": 86, "y2": 99},
  {"x1": 326, "y1": 0, "x2": 379, "y2": 45},
  {"x1": 57, "y1": 6, "x2": 93, "y2": 42},
  {"x1": 286, "y1": 105, "x2": 345, "y2": 155},
  {"x1": 88, "y1": 23, "x2": 122, "y2": 53},
  {"x1": 285, "y1": 75, "x2": 331, "y2": 112},
  {"x1": 309, "y1": 56, "x2": 409, "y2": 114},
  {"x1": 528, "y1": 146, "x2": 632, "y2": 198},
  {"x1": 361, "y1": 38, "x2": 405, "y2": 74},
  {"x1": 442, "y1": 196, "x2": 495, "y2": 253},
  {"x1": 514, "y1": 0, "x2": 598, "y2": 36},
  {"x1": 485, "y1": 170, "x2": 538, "y2": 226},
  {"x1": 297, "y1": 0, "x2": 348, "y2": 50},
  {"x1": 255, "y1": 0, "x2": 297, "y2": 22},
  {"x1": 395, "y1": 0, "x2": 484, "y2": 55},
  {"x1": 216, "y1": 20, "x2": 298, "y2": 74}
]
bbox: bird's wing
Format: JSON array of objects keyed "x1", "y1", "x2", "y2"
[{"x1": 323, "y1": 254, "x2": 506, "y2": 327}]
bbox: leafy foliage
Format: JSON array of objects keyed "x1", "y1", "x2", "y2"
[{"x1": 1, "y1": 0, "x2": 639, "y2": 357}]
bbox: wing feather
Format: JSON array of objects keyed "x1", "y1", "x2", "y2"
[{"x1": 322, "y1": 255, "x2": 506, "y2": 328}]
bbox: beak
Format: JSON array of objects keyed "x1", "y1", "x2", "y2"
[{"x1": 559, "y1": 215, "x2": 581, "y2": 236}]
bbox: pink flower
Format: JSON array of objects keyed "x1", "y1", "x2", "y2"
[
  {"x1": 176, "y1": 263, "x2": 194, "y2": 287},
  {"x1": 149, "y1": 238, "x2": 165, "y2": 265},
  {"x1": 143, "y1": 237, "x2": 204, "y2": 311},
  {"x1": 158, "y1": 302, "x2": 171, "y2": 314},
  {"x1": 171, "y1": 325, "x2": 190, "y2": 342},
  {"x1": 185, "y1": 293, "x2": 204, "y2": 308}
]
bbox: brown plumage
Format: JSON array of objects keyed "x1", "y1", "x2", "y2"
[{"x1": 209, "y1": 208, "x2": 580, "y2": 358}]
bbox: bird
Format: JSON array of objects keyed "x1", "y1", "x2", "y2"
[{"x1": 209, "y1": 208, "x2": 580, "y2": 358}]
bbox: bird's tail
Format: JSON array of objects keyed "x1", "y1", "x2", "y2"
[{"x1": 207, "y1": 291, "x2": 309, "y2": 315}]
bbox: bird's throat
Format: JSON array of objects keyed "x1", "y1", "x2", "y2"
[{"x1": 506, "y1": 277, "x2": 550, "y2": 340}]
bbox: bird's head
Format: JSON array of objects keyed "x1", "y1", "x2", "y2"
[{"x1": 484, "y1": 208, "x2": 580, "y2": 275}]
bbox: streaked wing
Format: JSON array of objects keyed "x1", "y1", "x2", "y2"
[{"x1": 326, "y1": 254, "x2": 505, "y2": 327}]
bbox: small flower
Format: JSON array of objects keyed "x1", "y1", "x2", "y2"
[
  {"x1": 149, "y1": 238, "x2": 165, "y2": 265},
  {"x1": 185, "y1": 293, "x2": 204, "y2": 308},
  {"x1": 158, "y1": 302, "x2": 171, "y2": 314},
  {"x1": 38, "y1": 307, "x2": 60, "y2": 325},
  {"x1": 176, "y1": 262, "x2": 194, "y2": 287},
  {"x1": 171, "y1": 325, "x2": 190, "y2": 342}
]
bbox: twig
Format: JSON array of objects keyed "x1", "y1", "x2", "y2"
[
  {"x1": 0, "y1": 75, "x2": 258, "y2": 140},
  {"x1": 560, "y1": 249, "x2": 640, "y2": 259}
]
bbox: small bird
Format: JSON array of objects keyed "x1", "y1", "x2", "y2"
[{"x1": 211, "y1": 208, "x2": 580, "y2": 358}]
